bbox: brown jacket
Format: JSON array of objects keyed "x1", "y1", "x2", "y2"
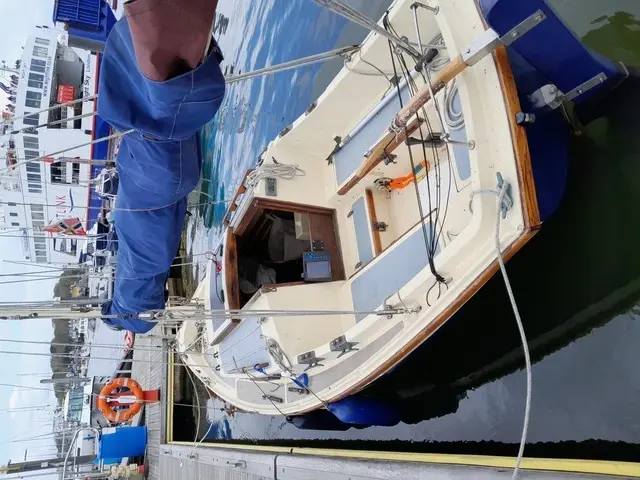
[{"x1": 124, "y1": 0, "x2": 219, "y2": 81}]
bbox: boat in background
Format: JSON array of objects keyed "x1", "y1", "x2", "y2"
[{"x1": 177, "y1": 0, "x2": 629, "y2": 417}]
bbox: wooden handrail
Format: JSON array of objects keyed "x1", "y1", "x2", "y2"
[
  {"x1": 337, "y1": 117, "x2": 423, "y2": 196},
  {"x1": 337, "y1": 56, "x2": 467, "y2": 196}
]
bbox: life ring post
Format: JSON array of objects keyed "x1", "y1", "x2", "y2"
[{"x1": 143, "y1": 388, "x2": 161, "y2": 403}]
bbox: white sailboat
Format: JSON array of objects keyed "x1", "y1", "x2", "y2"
[{"x1": 176, "y1": 0, "x2": 544, "y2": 416}]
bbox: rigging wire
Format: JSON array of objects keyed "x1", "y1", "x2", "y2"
[
  {"x1": 383, "y1": 15, "x2": 447, "y2": 297},
  {"x1": 343, "y1": 49, "x2": 395, "y2": 81},
  {"x1": 0, "y1": 337, "x2": 165, "y2": 353},
  {"x1": 0, "y1": 129, "x2": 133, "y2": 174},
  {"x1": 386, "y1": 13, "x2": 467, "y2": 306},
  {"x1": 0, "y1": 198, "x2": 232, "y2": 213},
  {"x1": 1, "y1": 307, "x2": 410, "y2": 322},
  {"x1": 244, "y1": 368, "x2": 287, "y2": 417},
  {"x1": 0, "y1": 94, "x2": 97, "y2": 126}
]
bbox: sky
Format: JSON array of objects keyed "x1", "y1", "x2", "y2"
[
  {"x1": 0, "y1": 1, "x2": 52, "y2": 108},
  {"x1": 0, "y1": 0, "x2": 58, "y2": 464},
  {"x1": 0, "y1": 235, "x2": 58, "y2": 470}
]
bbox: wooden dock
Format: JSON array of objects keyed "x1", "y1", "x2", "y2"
[
  {"x1": 129, "y1": 332, "x2": 639, "y2": 480},
  {"x1": 130, "y1": 332, "x2": 168, "y2": 480}
]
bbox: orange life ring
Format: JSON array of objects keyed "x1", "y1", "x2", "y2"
[{"x1": 97, "y1": 378, "x2": 145, "y2": 424}]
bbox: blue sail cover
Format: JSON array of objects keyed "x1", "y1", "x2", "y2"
[{"x1": 98, "y1": 18, "x2": 225, "y2": 333}]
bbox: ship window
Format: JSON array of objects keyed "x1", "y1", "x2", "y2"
[
  {"x1": 22, "y1": 113, "x2": 39, "y2": 126},
  {"x1": 8, "y1": 202, "x2": 16, "y2": 207},
  {"x1": 26, "y1": 92, "x2": 43, "y2": 110},
  {"x1": 23, "y1": 136, "x2": 39, "y2": 150},
  {"x1": 30, "y1": 59, "x2": 46, "y2": 73},
  {"x1": 72, "y1": 163, "x2": 80, "y2": 184},
  {"x1": 32, "y1": 59, "x2": 45, "y2": 67},
  {"x1": 50, "y1": 161, "x2": 67, "y2": 184},
  {"x1": 26, "y1": 165, "x2": 41, "y2": 176},
  {"x1": 9, "y1": 213, "x2": 17, "y2": 217},
  {"x1": 35, "y1": 38, "x2": 50, "y2": 46},
  {"x1": 33, "y1": 46, "x2": 48, "y2": 58},
  {"x1": 11, "y1": 222, "x2": 19, "y2": 227},
  {"x1": 27, "y1": 183, "x2": 42, "y2": 194},
  {"x1": 28, "y1": 73, "x2": 44, "y2": 89},
  {"x1": 25, "y1": 150, "x2": 40, "y2": 161},
  {"x1": 26, "y1": 158, "x2": 42, "y2": 193}
]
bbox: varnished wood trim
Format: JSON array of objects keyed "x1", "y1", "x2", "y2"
[
  {"x1": 307, "y1": 210, "x2": 346, "y2": 281},
  {"x1": 364, "y1": 189, "x2": 382, "y2": 256},
  {"x1": 394, "y1": 55, "x2": 466, "y2": 128},
  {"x1": 222, "y1": 169, "x2": 253, "y2": 226},
  {"x1": 494, "y1": 46, "x2": 541, "y2": 229},
  {"x1": 234, "y1": 201, "x2": 262, "y2": 236},
  {"x1": 337, "y1": 117, "x2": 423, "y2": 196},
  {"x1": 302, "y1": 229, "x2": 537, "y2": 412},
  {"x1": 224, "y1": 228, "x2": 240, "y2": 310}
]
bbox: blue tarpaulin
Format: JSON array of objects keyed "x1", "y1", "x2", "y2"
[{"x1": 98, "y1": 18, "x2": 225, "y2": 333}]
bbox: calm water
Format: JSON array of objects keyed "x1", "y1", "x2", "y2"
[{"x1": 182, "y1": 0, "x2": 640, "y2": 461}]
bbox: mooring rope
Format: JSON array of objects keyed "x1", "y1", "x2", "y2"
[{"x1": 470, "y1": 183, "x2": 532, "y2": 479}]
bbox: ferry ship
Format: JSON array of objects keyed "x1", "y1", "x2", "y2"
[{"x1": 0, "y1": 27, "x2": 110, "y2": 263}]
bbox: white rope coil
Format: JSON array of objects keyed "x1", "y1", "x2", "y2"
[{"x1": 245, "y1": 159, "x2": 305, "y2": 187}]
